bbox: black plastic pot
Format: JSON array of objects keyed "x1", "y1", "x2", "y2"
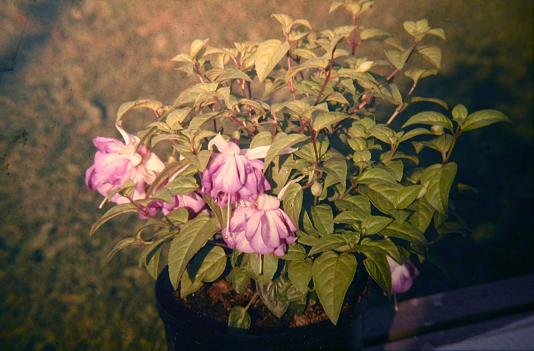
[{"x1": 155, "y1": 267, "x2": 363, "y2": 351}]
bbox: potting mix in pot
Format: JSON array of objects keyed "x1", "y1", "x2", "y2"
[{"x1": 86, "y1": 0, "x2": 509, "y2": 348}]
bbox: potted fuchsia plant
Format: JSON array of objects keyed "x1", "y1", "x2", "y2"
[{"x1": 86, "y1": 1, "x2": 509, "y2": 350}]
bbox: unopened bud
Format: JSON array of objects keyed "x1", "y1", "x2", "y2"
[
  {"x1": 311, "y1": 181, "x2": 323, "y2": 197},
  {"x1": 232, "y1": 130, "x2": 241, "y2": 141},
  {"x1": 431, "y1": 125, "x2": 444, "y2": 135}
]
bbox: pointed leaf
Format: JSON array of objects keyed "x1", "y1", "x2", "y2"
[
  {"x1": 168, "y1": 215, "x2": 218, "y2": 289},
  {"x1": 90, "y1": 203, "x2": 138, "y2": 237},
  {"x1": 402, "y1": 111, "x2": 453, "y2": 130},
  {"x1": 288, "y1": 259, "x2": 313, "y2": 294},
  {"x1": 363, "y1": 253, "x2": 391, "y2": 294},
  {"x1": 461, "y1": 109, "x2": 510, "y2": 132},
  {"x1": 264, "y1": 133, "x2": 307, "y2": 171},
  {"x1": 255, "y1": 40, "x2": 290, "y2": 82},
  {"x1": 312, "y1": 252, "x2": 357, "y2": 325}
]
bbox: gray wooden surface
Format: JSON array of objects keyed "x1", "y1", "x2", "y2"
[{"x1": 364, "y1": 274, "x2": 534, "y2": 350}]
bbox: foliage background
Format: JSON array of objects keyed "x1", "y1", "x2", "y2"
[{"x1": 0, "y1": 0, "x2": 532, "y2": 349}]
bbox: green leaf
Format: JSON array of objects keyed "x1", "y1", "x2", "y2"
[
  {"x1": 409, "y1": 198, "x2": 435, "y2": 232},
  {"x1": 398, "y1": 128, "x2": 432, "y2": 143},
  {"x1": 311, "y1": 205, "x2": 334, "y2": 235},
  {"x1": 424, "y1": 162, "x2": 457, "y2": 214},
  {"x1": 155, "y1": 175, "x2": 198, "y2": 199},
  {"x1": 190, "y1": 39, "x2": 209, "y2": 59},
  {"x1": 402, "y1": 111, "x2": 453, "y2": 130},
  {"x1": 191, "y1": 246, "x2": 227, "y2": 283},
  {"x1": 360, "y1": 238, "x2": 402, "y2": 263},
  {"x1": 264, "y1": 133, "x2": 308, "y2": 171},
  {"x1": 90, "y1": 203, "x2": 138, "y2": 237},
  {"x1": 288, "y1": 259, "x2": 313, "y2": 294},
  {"x1": 384, "y1": 46, "x2": 414, "y2": 70},
  {"x1": 326, "y1": 92, "x2": 349, "y2": 105},
  {"x1": 168, "y1": 215, "x2": 218, "y2": 290},
  {"x1": 357, "y1": 167, "x2": 398, "y2": 184},
  {"x1": 166, "y1": 107, "x2": 192, "y2": 129},
  {"x1": 116, "y1": 99, "x2": 163, "y2": 126},
  {"x1": 245, "y1": 254, "x2": 279, "y2": 284},
  {"x1": 335, "y1": 195, "x2": 370, "y2": 213},
  {"x1": 358, "y1": 182, "x2": 401, "y2": 213},
  {"x1": 312, "y1": 252, "x2": 357, "y2": 325},
  {"x1": 461, "y1": 109, "x2": 510, "y2": 132},
  {"x1": 427, "y1": 28, "x2": 446, "y2": 40},
  {"x1": 228, "y1": 268, "x2": 251, "y2": 294},
  {"x1": 106, "y1": 238, "x2": 138, "y2": 262},
  {"x1": 282, "y1": 243, "x2": 307, "y2": 261},
  {"x1": 410, "y1": 96, "x2": 449, "y2": 110},
  {"x1": 166, "y1": 208, "x2": 190, "y2": 224},
  {"x1": 250, "y1": 131, "x2": 273, "y2": 148},
  {"x1": 360, "y1": 28, "x2": 391, "y2": 41},
  {"x1": 363, "y1": 253, "x2": 391, "y2": 294},
  {"x1": 282, "y1": 183, "x2": 303, "y2": 226},
  {"x1": 257, "y1": 277, "x2": 291, "y2": 318},
  {"x1": 382, "y1": 221, "x2": 426, "y2": 245},
  {"x1": 308, "y1": 235, "x2": 348, "y2": 256},
  {"x1": 288, "y1": 57, "x2": 329, "y2": 78},
  {"x1": 416, "y1": 45, "x2": 442, "y2": 69},
  {"x1": 369, "y1": 125, "x2": 396, "y2": 145},
  {"x1": 254, "y1": 39, "x2": 290, "y2": 82},
  {"x1": 362, "y1": 216, "x2": 393, "y2": 235},
  {"x1": 395, "y1": 185, "x2": 423, "y2": 209},
  {"x1": 323, "y1": 157, "x2": 348, "y2": 193},
  {"x1": 228, "y1": 306, "x2": 251, "y2": 329},
  {"x1": 334, "y1": 210, "x2": 367, "y2": 226}
]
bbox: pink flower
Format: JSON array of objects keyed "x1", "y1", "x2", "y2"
[
  {"x1": 201, "y1": 135, "x2": 271, "y2": 204},
  {"x1": 387, "y1": 256, "x2": 420, "y2": 294},
  {"x1": 160, "y1": 192, "x2": 206, "y2": 216},
  {"x1": 222, "y1": 194, "x2": 297, "y2": 256},
  {"x1": 139, "y1": 192, "x2": 205, "y2": 219},
  {"x1": 85, "y1": 125, "x2": 164, "y2": 205}
]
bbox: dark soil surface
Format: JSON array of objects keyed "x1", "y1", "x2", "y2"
[{"x1": 180, "y1": 280, "x2": 338, "y2": 328}]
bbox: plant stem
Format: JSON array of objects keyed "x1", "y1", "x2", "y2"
[
  {"x1": 444, "y1": 130, "x2": 462, "y2": 163},
  {"x1": 245, "y1": 292, "x2": 259, "y2": 311},
  {"x1": 386, "y1": 103, "x2": 406, "y2": 126},
  {"x1": 314, "y1": 45, "x2": 337, "y2": 105}
]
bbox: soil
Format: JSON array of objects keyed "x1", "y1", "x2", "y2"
[{"x1": 178, "y1": 280, "x2": 347, "y2": 328}]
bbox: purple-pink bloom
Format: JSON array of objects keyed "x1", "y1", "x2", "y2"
[
  {"x1": 160, "y1": 192, "x2": 206, "y2": 216},
  {"x1": 85, "y1": 125, "x2": 164, "y2": 205},
  {"x1": 139, "y1": 192, "x2": 205, "y2": 219},
  {"x1": 387, "y1": 256, "x2": 420, "y2": 294},
  {"x1": 201, "y1": 135, "x2": 270, "y2": 204},
  {"x1": 222, "y1": 194, "x2": 297, "y2": 256}
]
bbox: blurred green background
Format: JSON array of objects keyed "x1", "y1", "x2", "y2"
[{"x1": 0, "y1": 0, "x2": 532, "y2": 350}]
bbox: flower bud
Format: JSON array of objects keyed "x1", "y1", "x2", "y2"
[
  {"x1": 311, "y1": 181, "x2": 323, "y2": 197},
  {"x1": 431, "y1": 125, "x2": 444, "y2": 135},
  {"x1": 231, "y1": 130, "x2": 241, "y2": 141}
]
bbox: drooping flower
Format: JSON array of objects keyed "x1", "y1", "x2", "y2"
[
  {"x1": 222, "y1": 194, "x2": 297, "y2": 256},
  {"x1": 201, "y1": 135, "x2": 271, "y2": 204},
  {"x1": 387, "y1": 256, "x2": 420, "y2": 294},
  {"x1": 160, "y1": 192, "x2": 206, "y2": 216},
  {"x1": 85, "y1": 125, "x2": 164, "y2": 205},
  {"x1": 138, "y1": 192, "x2": 205, "y2": 219}
]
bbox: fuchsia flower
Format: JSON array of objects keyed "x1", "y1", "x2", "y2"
[
  {"x1": 201, "y1": 135, "x2": 271, "y2": 204},
  {"x1": 139, "y1": 192, "x2": 205, "y2": 219},
  {"x1": 387, "y1": 256, "x2": 420, "y2": 294},
  {"x1": 160, "y1": 193, "x2": 205, "y2": 216},
  {"x1": 223, "y1": 194, "x2": 297, "y2": 256},
  {"x1": 85, "y1": 125, "x2": 164, "y2": 205}
]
